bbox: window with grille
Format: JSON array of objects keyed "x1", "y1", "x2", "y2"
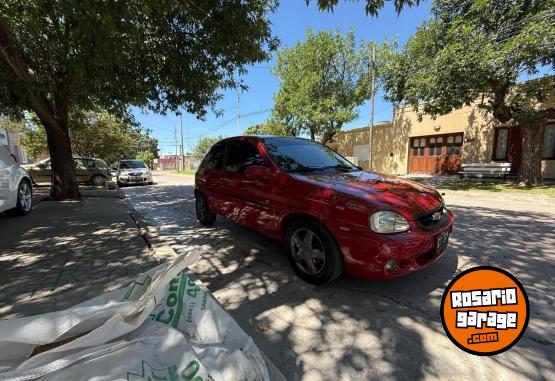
[{"x1": 543, "y1": 124, "x2": 555, "y2": 159}]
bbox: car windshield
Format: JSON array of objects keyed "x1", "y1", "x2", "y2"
[
  {"x1": 262, "y1": 137, "x2": 359, "y2": 173},
  {"x1": 119, "y1": 160, "x2": 147, "y2": 169}
]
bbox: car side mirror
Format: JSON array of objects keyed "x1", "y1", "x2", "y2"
[{"x1": 244, "y1": 165, "x2": 272, "y2": 179}]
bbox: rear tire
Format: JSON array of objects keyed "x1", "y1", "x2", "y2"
[
  {"x1": 195, "y1": 192, "x2": 216, "y2": 226},
  {"x1": 285, "y1": 219, "x2": 344, "y2": 285},
  {"x1": 12, "y1": 179, "x2": 33, "y2": 215}
]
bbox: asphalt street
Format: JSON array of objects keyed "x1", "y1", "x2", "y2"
[{"x1": 121, "y1": 171, "x2": 555, "y2": 381}]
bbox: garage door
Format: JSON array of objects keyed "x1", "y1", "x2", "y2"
[{"x1": 409, "y1": 134, "x2": 463, "y2": 174}]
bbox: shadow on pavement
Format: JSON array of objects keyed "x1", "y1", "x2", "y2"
[
  {"x1": 0, "y1": 193, "x2": 158, "y2": 319},
  {"x1": 122, "y1": 181, "x2": 555, "y2": 379}
]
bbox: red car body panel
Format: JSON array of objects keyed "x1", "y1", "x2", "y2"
[{"x1": 195, "y1": 136, "x2": 454, "y2": 280}]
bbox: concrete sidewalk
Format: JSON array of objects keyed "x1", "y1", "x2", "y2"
[{"x1": 0, "y1": 189, "x2": 160, "y2": 319}]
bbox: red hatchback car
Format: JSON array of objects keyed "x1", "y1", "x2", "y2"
[{"x1": 195, "y1": 136, "x2": 454, "y2": 284}]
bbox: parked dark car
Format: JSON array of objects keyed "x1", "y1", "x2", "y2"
[{"x1": 194, "y1": 136, "x2": 454, "y2": 284}]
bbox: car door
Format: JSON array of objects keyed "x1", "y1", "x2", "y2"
[
  {"x1": 219, "y1": 139, "x2": 278, "y2": 235},
  {"x1": 0, "y1": 147, "x2": 12, "y2": 210},
  {"x1": 196, "y1": 141, "x2": 227, "y2": 214},
  {"x1": 34, "y1": 160, "x2": 52, "y2": 183}
]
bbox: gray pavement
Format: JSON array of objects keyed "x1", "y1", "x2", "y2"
[
  {"x1": 0, "y1": 188, "x2": 159, "y2": 319},
  {"x1": 121, "y1": 171, "x2": 555, "y2": 381}
]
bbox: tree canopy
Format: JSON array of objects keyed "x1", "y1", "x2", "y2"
[
  {"x1": 381, "y1": 0, "x2": 555, "y2": 185},
  {"x1": 272, "y1": 29, "x2": 374, "y2": 143},
  {"x1": 191, "y1": 135, "x2": 225, "y2": 159},
  {"x1": 0, "y1": 0, "x2": 278, "y2": 198},
  {"x1": 5, "y1": 111, "x2": 158, "y2": 164},
  {"x1": 308, "y1": 0, "x2": 420, "y2": 16},
  {"x1": 244, "y1": 119, "x2": 297, "y2": 136}
]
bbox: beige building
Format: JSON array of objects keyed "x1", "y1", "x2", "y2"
[{"x1": 330, "y1": 102, "x2": 555, "y2": 179}]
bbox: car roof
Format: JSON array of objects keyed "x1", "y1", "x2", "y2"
[{"x1": 224, "y1": 135, "x2": 313, "y2": 143}]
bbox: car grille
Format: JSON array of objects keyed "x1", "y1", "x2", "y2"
[{"x1": 415, "y1": 205, "x2": 448, "y2": 230}]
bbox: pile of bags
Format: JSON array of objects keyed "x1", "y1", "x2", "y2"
[{"x1": 0, "y1": 251, "x2": 272, "y2": 381}]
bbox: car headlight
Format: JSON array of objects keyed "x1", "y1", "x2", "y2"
[{"x1": 370, "y1": 211, "x2": 410, "y2": 233}]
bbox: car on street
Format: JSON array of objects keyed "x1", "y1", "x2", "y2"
[
  {"x1": 195, "y1": 136, "x2": 454, "y2": 284},
  {"x1": 23, "y1": 156, "x2": 111, "y2": 186},
  {"x1": 0, "y1": 146, "x2": 33, "y2": 215},
  {"x1": 116, "y1": 159, "x2": 153, "y2": 186}
]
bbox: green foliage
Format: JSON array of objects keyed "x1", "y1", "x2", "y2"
[
  {"x1": 244, "y1": 119, "x2": 295, "y2": 136},
  {"x1": 307, "y1": 0, "x2": 420, "y2": 16},
  {"x1": 380, "y1": 0, "x2": 555, "y2": 185},
  {"x1": 381, "y1": 0, "x2": 555, "y2": 123},
  {"x1": 0, "y1": 1, "x2": 278, "y2": 119},
  {"x1": 136, "y1": 150, "x2": 154, "y2": 167},
  {"x1": 272, "y1": 29, "x2": 376, "y2": 143},
  {"x1": 191, "y1": 135, "x2": 225, "y2": 159},
  {"x1": 8, "y1": 111, "x2": 158, "y2": 164},
  {"x1": 0, "y1": 1, "x2": 278, "y2": 197}
]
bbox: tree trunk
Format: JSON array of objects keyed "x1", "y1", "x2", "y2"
[
  {"x1": 310, "y1": 129, "x2": 315, "y2": 140},
  {"x1": 517, "y1": 121, "x2": 544, "y2": 186},
  {"x1": 42, "y1": 116, "x2": 80, "y2": 199}
]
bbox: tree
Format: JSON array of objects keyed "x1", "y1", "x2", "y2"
[
  {"x1": 381, "y1": 0, "x2": 555, "y2": 185},
  {"x1": 307, "y1": 0, "x2": 419, "y2": 16},
  {"x1": 0, "y1": 1, "x2": 277, "y2": 199},
  {"x1": 244, "y1": 119, "x2": 297, "y2": 136},
  {"x1": 136, "y1": 150, "x2": 154, "y2": 168},
  {"x1": 5, "y1": 111, "x2": 158, "y2": 164},
  {"x1": 272, "y1": 29, "x2": 374, "y2": 144},
  {"x1": 191, "y1": 135, "x2": 225, "y2": 159}
]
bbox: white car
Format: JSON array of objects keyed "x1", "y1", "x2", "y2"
[
  {"x1": 0, "y1": 146, "x2": 33, "y2": 215},
  {"x1": 116, "y1": 159, "x2": 153, "y2": 186}
]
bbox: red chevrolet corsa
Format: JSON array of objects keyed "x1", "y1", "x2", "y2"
[{"x1": 195, "y1": 136, "x2": 454, "y2": 284}]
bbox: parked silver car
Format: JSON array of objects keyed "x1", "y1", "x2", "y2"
[
  {"x1": 0, "y1": 146, "x2": 33, "y2": 215},
  {"x1": 116, "y1": 159, "x2": 153, "y2": 186}
]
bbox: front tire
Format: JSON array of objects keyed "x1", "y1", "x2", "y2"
[
  {"x1": 195, "y1": 192, "x2": 216, "y2": 226},
  {"x1": 12, "y1": 179, "x2": 33, "y2": 215},
  {"x1": 285, "y1": 219, "x2": 344, "y2": 285},
  {"x1": 91, "y1": 175, "x2": 107, "y2": 187}
]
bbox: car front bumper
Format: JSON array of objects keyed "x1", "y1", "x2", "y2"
[
  {"x1": 336, "y1": 209, "x2": 455, "y2": 280},
  {"x1": 118, "y1": 175, "x2": 151, "y2": 184}
]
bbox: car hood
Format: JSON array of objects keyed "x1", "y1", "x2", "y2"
[{"x1": 296, "y1": 170, "x2": 442, "y2": 218}]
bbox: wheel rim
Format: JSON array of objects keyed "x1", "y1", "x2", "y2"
[
  {"x1": 19, "y1": 182, "x2": 32, "y2": 212},
  {"x1": 290, "y1": 228, "x2": 326, "y2": 275},
  {"x1": 196, "y1": 196, "x2": 207, "y2": 221},
  {"x1": 92, "y1": 176, "x2": 105, "y2": 186}
]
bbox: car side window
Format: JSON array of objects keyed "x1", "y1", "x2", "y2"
[
  {"x1": 74, "y1": 159, "x2": 86, "y2": 170},
  {"x1": 225, "y1": 140, "x2": 265, "y2": 174},
  {"x1": 202, "y1": 142, "x2": 226, "y2": 170}
]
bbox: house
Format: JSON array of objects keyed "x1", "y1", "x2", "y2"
[
  {"x1": 154, "y1": 155, "x2": 201, "y2": 171},
  {"x1": 329, "y1": 100, "x2": 555, "y2": 179}
]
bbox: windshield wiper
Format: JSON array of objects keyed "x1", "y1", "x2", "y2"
[{"x1": 322, "y1": 165, "x2": 357, "y2": 172}]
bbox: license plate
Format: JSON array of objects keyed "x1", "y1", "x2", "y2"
[
  {"x1": 436, "y1": 231, "x2": 449, "y2": 250},
  {"x1": 130, "y1": 176, "x2": 140, "y2": 181}
]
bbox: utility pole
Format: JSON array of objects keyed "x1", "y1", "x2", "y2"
[
  {"x1": 174, "y1": 125, "x2": 178, "y2": 169},
  {"x1": 236, "y1": 87, "x2": 240, "y2": 135},
  {"x1": 368, "y1": 44, "x2": 376, "y2": 171},
  {"x1": 180, "y1": 113, "x2": 185, "y2": 172}
]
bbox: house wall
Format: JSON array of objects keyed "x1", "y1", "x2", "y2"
[{"x1": 332, "y1": 102, "x2": 554, "y2": 179}]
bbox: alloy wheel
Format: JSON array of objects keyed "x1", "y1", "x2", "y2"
[
  {"x1": 290, "y1": 227, "x2": 326, "y2": 275},
  {"x1": 19, "y1": 182, "x2": 32, "y2": 212}
]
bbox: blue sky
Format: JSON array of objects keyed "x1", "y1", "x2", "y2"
[{"x1": 134, "y1": 1, "x2": 433, "y2": 156}]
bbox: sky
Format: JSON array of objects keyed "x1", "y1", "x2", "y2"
[{"x1": 133, "y1": 1, "x2": 433, "y2": 156}]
